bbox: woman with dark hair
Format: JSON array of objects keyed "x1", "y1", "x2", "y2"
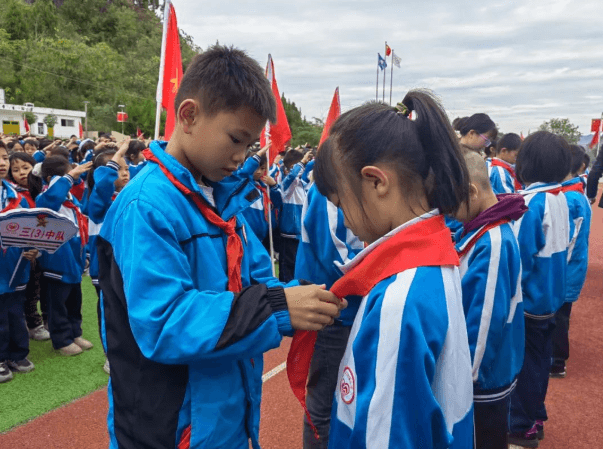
[{"x1": 455, "y1": 113, "x2": 498, "y2": 153}]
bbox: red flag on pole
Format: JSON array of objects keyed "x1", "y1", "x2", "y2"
[
  {"x1": 385, "y1": 43, "x2": 392, "y2": 56},
  {"x1": 23, "y1": 117, "x2": 30, "y2": 133},
  {"x1": 79, "y1": 121, "x2": 84, "y2": 138},
  {"x1": 161, "y1": 2, "x2": 183, "y2": 141},
  {"x1": 260, "y1": 55, "x2": 291, "y2": 166},
  {"x1": 137, "y1": 127, "x2": 143, "y2": 138},
  {"x1": 318, "y1": 87, "x2": 341, "y2": 147},
  {"x1": 590, "y1": 119, "x2": 603, "y2": 148},
  {"x1": 117, "y1": 112, "x2": 128, "y2": 122}
]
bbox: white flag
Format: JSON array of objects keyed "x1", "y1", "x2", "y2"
[{"x1": 392, "y1": 53, "x2": 401, "y2": 68}]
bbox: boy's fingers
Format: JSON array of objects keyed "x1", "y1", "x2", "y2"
[
  {"x1": 313, "y1": 300, "x2": 340, "y2": 318},
  {"x1": 315, "y1": 289, "x2": 340, "y2": 306}
]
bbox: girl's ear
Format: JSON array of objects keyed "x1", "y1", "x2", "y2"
[
  {"x1": 177, "y1": 99, "x2": 200, "y2": 134},
  {"x1": 360, "y1": 165, "x2": 390, "y2": 197}
]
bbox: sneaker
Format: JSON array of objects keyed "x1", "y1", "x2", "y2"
[
  {"x1": 0, "y1": 361, "x2": 14, "y2": 383},
  {"x1": 58, "y1": 342, "x2": 83, "y2": 356},
  {"x1": 43, "y1": 322, "x2": 49, "y2": 331},
  {"x1": 74, "y1": 337, "x2": 93, "y2": 350},
  {"x1": 535, "y1": 421, "x2": 545, "y2": 440},
  {"x1": 103, "y1": 359, "x2": 110, "y2": 375},
  {"x1": 549, "y1": 364, "x2": 566, "y2": 378},
  {"x1": 29, "y1": 324, "x2": 51, "y2": 341},
  {"x1": 7, "y1": 358, "x2": 35, "y2": 373},
  {"x1": 508, "y1": 427, "x2": 539, "y2": 448}
]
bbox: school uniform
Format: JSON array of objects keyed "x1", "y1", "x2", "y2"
[
  {"x1": 510, "y1": 182, "x2": 570, "y2": 436},
  {"x1": 98, "y1": 141, "x2": 293, "y2": 449},
  {"x1": 36, "y1": 175, "x2": 88, "y2": 350},
  {"x1": 32, "y1": 150, "x2": 45, "y2": 163},
  {"x1": 0, "y1": 181, "x2": 31, "y2": 364},
  {"x1": 455, "y1": 195, "x2": 526, "y2": 449},
  {"x1": 326, "y1": 211, "x2": 474, "y2": 449},
  {"x1": 295, "y1": 184, "x2": 364, "y2": 448},
  {"x1": 128, "y1": 159, "x2": 148, "y2": 179},
  {"x1": 552, "y1": 177, "x2": 592, "y2": 372},
  {"x1": 278, "y1": 162, "x2": 309, "y2": 282},
  {"x1": 489, "y1": 158, "x2": 522, "y2": 194}
]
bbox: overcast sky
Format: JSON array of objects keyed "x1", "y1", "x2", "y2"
[{"x1": 174, "y1": 0, "x2": 602, "y2": 136}]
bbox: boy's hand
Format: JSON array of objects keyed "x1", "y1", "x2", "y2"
[
  {"x1": 257, "y1": 145, "x2": 269, "y2": 158},
  {"x1": 261, "y1": 175, "x2": 276, "y2": 187},
  {"x1": 68, "y1": 161, "x2": 93, "y2": 179},
  {"x1": 284, "y1": 285, "x2": 347, "y2": 331},
  {"x1": 301, "y1": 152, "x2": 313, "y2": 165},
  {"x1": 116, "y1": 137, "x2": 130, "y2": 156},
  {"x1": 23, "y1": 249, "x2": 39, "y2": 261}
]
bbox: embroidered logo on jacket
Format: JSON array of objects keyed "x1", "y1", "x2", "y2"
[{"x1": 340, "y1": 366, "x2": 355, "y2": 404}]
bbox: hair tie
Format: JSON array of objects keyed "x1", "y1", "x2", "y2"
[{"x1": 395, "y1": 102, "x2": 410, "y2": 117}]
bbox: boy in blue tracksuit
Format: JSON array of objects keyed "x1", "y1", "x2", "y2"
[
  {"x1": 97, "y1": 46, "x2": 343, "y2": 449},
  {"x1": 278, "y1": 148, "x2": 313, "y2": 282},
  {"x1": 489, "y1": 133, "x2": 522, "y2": 194},
  {"x1": 453, "y1": 152, "x2": 526, "y2": 449},
  {"x1": 551, "y1": 145, "x2": 592, "y2": 378},
  {"x1": 509, "y1": 132, "x2": 571, "y2": 447},
  {"x1": 295, "y1": 182, "x2": 364, "y2": 448}
]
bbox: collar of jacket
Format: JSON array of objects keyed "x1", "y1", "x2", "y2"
[
  {"x1": 561, "y1": 177, "x2": 581, "y2": 187},
  {"x1": 519, "y1": 181, "x2": 562, "y2": 195},
  {"x1": 149, "y1": 141, "x2": 258, "y2": 221}
]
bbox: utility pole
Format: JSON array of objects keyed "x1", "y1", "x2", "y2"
[{"x1": 83, "y1": 101, "x2": 90, "y2": 138}]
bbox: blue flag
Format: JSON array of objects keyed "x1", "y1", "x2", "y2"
[{"x1": 378, "y1": 53, "x2": 387, "y2": 70}]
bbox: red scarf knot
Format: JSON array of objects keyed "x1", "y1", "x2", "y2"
[{"x1": 491, "y1": 158, "x2": 523, "y2": 191}]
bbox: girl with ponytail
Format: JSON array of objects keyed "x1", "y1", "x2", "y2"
[{"x1": 311, "y1": 90, "x2": 474, "y2": 448}]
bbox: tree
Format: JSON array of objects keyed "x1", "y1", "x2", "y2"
[
  {"x1": 281, "y1": 94, "x2": 323, "y2": 147},
  {"x1": 539, "y1": 118, "x2": 581, "y2": 144},
  {"x1": 24, "y1": 111, "x2": 37, "y2": 125}
]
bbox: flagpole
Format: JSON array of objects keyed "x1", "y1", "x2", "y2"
[
  {"x1": 598, "y1": 112, "x2": 603, "y2": 158},
  {"x1": 376, "y1": 56, "x2": 379, "y2": 101},
  {"x1": 382, "y1": 42, "x2": 387, "y2": 102},
  {"x1": 389, "y1": 50, "x2": 394, "y2": 105},
  {"x1": 264, "y1": 54, "x2": 276, "y2": 277},
  {"x1": 154, "y1": 0, "x2": 170, "y2": 140}
]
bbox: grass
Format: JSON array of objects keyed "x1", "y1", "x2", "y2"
[{"x1": 0, "y1": 277, "x2": 108, "y2": 433}]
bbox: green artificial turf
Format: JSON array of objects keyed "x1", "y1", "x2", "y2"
[{"x1": 0, "y1": 277, "x2": 109, "y2": 433}]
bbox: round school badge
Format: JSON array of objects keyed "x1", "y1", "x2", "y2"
[{"x1": 340, "y1": 367, "x2": 355, "y2": 404}]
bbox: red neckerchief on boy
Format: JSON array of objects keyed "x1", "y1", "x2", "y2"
[
  {"x1": 13, "y1": 184, "x2": 35, "y2": 208},
  {"x1": 519, "y1": 183, "x2": 563, "y2": 197},
  {"x1": 63, "y1": 199, "x2": 89, "y2": 248},
  {"x1": 457, "y1": 193, "x2": 527, "y2": 258},
  {"x1": 70, "y1": 181, "x2": 86, "y2": 202},
  {"x1": 561, "y1": 181, "x2": 584, "y2": 194},
  {"x1": 143, "y1": 149, "x2": 243, "y2": 293},
  {"x1": 256, "y1": 182, "x2": 272, "y2": 223},
  {"x1": 287, "y1": 214, "x2": 460, "y2": 439},
  {"x1": 491, "y1": 158, "x2": 523, "y2": 191},
  {"x1": 1, "y1": 195, "x2": 22, "y2": 213}
]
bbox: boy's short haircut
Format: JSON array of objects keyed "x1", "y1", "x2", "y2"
[
  {"x1": 496, "y1": 133, "x2": 522, "y2": 154},
  {"x1": 39, "y1": 139, "x2": 53, "y2": 149},
  {"x1": 6, "y1": 140, "x2": 19, "y2": 151},
  {"x1": 48, "y1": 145, "x2": 70, "y2": 161},
  {"x1": 24, "y1": 139, "x2": 39, "y2": 149},
  {"x1": 174, "y1": 45, "x2": 277, "y2": 123},
  {"x1": 41, "y1": 156, "x2": 71, "y2": 180},
  {"x1": 283, "y1": 148, "x2": 303, "y2": 169},
  {"x1": 464, "y1": 150, "x2": 492, "y2": 191},
  {"x1": 569, "y1": 145, "x2": 586, "y2": 176},
  {"x1": 126, "y1": 140, "x2": 146, "y2": 158},
  {"x1": 515, "y1": 131, "x2": 571, "y2": 184}
]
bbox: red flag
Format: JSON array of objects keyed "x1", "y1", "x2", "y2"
[
  {"x1": 117, "y1": 112, "x2": 128, "y2": 122},
  {"x1": 260, "y1": 55, "x2": 291, "y2": 166},
  {"x1": 79, "y1": 121, "x2": 84, "y2": 138},
  {"x1": 520, "y1": 132, "x2": 524, "y2": 140},
  {"x1": 591, "y1": 118, "x2": 603, "y2": 148},
  {"x1": 591, "y1": 119, "x2": 601, "y2": 132},
  {"x1": 318, "y1": 87, "x2": 341, "y2": 147},
  {"x1": 23, "y1": 117, "x2": 30, "y2": 133},
  {"x1": 385, "y1": 43, "x2": 392, "y2": 56},
  {"x1": 161, "y1": 2, "x2": 183, "y2": 141},
  {"x1": 137, "y1": 127, "x2": 143, "y2": 138}
]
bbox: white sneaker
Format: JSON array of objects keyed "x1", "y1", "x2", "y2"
[
  {"x1": 7, "y1": 358, "x2": 35, "y2": 373},
  {"x1": 29, "y1": 325, "x2": 51, "y2": 341},
  {"x1": 103, "y1": 359, "x2": 110, "y2": 375},
  {"x1": 0, "y1": 361, "x2": 14, "y2": 383},
  {"x1": 74, "y1": 337, "x2": 93, "y2": 350}
]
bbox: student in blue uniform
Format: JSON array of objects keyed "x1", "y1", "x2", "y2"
[
  {"x1": 454, "y1": 151, "x2": 526, "y2": 449},
  {"x1": 0, "y1": 144, "x2": 37, "y2": 383},
  {"x1": 313, "y1": 94, "x2": 474, "y2": 449},
  {"x1": 296, "y1": 175, "x2": 364, "y2": 449},
  {"x1": 489, "y1": 133, "x2": 522, "y2": 194},
  {"x1": 509, "y1": 131, "x2": 571, "y2": 448},
  {"x1": 278, "y1": 148, "x2": 313, "y2": 282},
  {"x1": 97, "y1": 45, "x2": 344, "y2": 449},
  {"x1": 551, "y1": 145, "x2": 592, "y2": 378},
  {"x1": 125, "y1": 139, "x2": 148, "y2": 179},
  {"x1": 36, "y1": 156, "x2": 94, "y2": 357}
]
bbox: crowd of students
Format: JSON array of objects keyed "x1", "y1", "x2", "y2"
[{"x1": 0, "y1": 44, "x2": 599, "y2": 449}]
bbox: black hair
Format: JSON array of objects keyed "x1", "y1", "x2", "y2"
[
  {"x1": 39, "y1": 138, "x2": 53, "y2": 149},
  {"x1": 7, "y1": 140, "x2": 23, "y2": 151},
  {"x1": 48, "y1": 145, "x2": 70, "y2": 160},
  {"x1": 0, "y1": 141, "x2": 6, "y2": 151},
  {"x1": 23, "y1": 139, "x2": 39, "y2": 149},
  {"x1": 8, "y1": 152, "x2": 43, "y2": 199},
  {"x1": 496, "y1": 133, "x2": 521, "y2": 154},
  {"x1": 583, "y1": 152, "x2": 591, "y2": 169},
  {"x1": 126, "y1": 140, "x2": 146, "y2": 160},
  {"x1": 80, "y1": 139, "x2": 95, "y2": 155},
  {"x1": 314, "y1": 90, "x2": 470, "y2": 216},
  {"x1": 515, "y1": 131, "x2": 571, "y2": 184},
  {"x1": 175, "y1": 45, "x2": 277, "y2": 123},
  {"x1": 41, "y1": 156, "x2": 72, "y2": 181},
  {"x1": 87, "y1": 150, "x2": 116, "y2": 197},
  {"x1": 484, "y1": 140, "x2": 497, "y2": 158},
  {"x1": 283, "y1": 148, "x2": 303, "y2": 169},
  {"x1": 568, "y1": 145, "x2": 586, "y2": 176},
  {"x1": 456, "y1": 113, "x2": 498, "y2": 139}
]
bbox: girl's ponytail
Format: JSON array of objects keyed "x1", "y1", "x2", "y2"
[{"x1": 401, "y1": 90, "x2": 470, "y2": 215}]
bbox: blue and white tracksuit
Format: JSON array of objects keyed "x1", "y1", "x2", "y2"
[
  {"x1": 128, "y1": 159, "x2": 148, "y2": 179},
  {"x1": 489, "y1": 158, "x2": 517, "y2": 194},
  {"x1": 562, "y1": 177, "x2": 591, "y2": 303},
  {"x1": 456, "y1": 223, "x2": 524, "y2": 396},
  {"x1": 278, "y1": 162, "x2": 308, "y2": 239},
  {"x1": 98, "y1": 141, "x2": 294, "y2": 449},
  {"x1": 329, "y1": 214, "x2": 474, "y2": 449}
]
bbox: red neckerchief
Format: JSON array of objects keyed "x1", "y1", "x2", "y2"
[
  {"x1": 143, "y1": 149, "x2": 243, "y2": 293},
  {"x1": 21, "y1": 190, "x2": 35, "y2": 208},
  {"x1": 287, "y1": 214, "x2": 459, "y2": 438},
  {"x1": 63, "y1": 199, "x2": 89, "y2": 248},
  {"x1": 1, "y1": 195, "x2": 22, "y2": 213},
  {"x1": 256, "y1": 182, "x2": 272, "y2": 223},
  {"x1": 457, "y1": 219, "x2": 510, "y2": 259},
  {"x1": 520, "y1": 184, "x2": 563, "y2": 196},
  {"x1": 491, "y1": 158, "x2": 522, "y2": 191},
  {"x1": 562, "y1": 182, "x2": 584, "y2": 194},
  {"x1": 70, "y1": 181, "x2": 86, "y2": 202}
]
